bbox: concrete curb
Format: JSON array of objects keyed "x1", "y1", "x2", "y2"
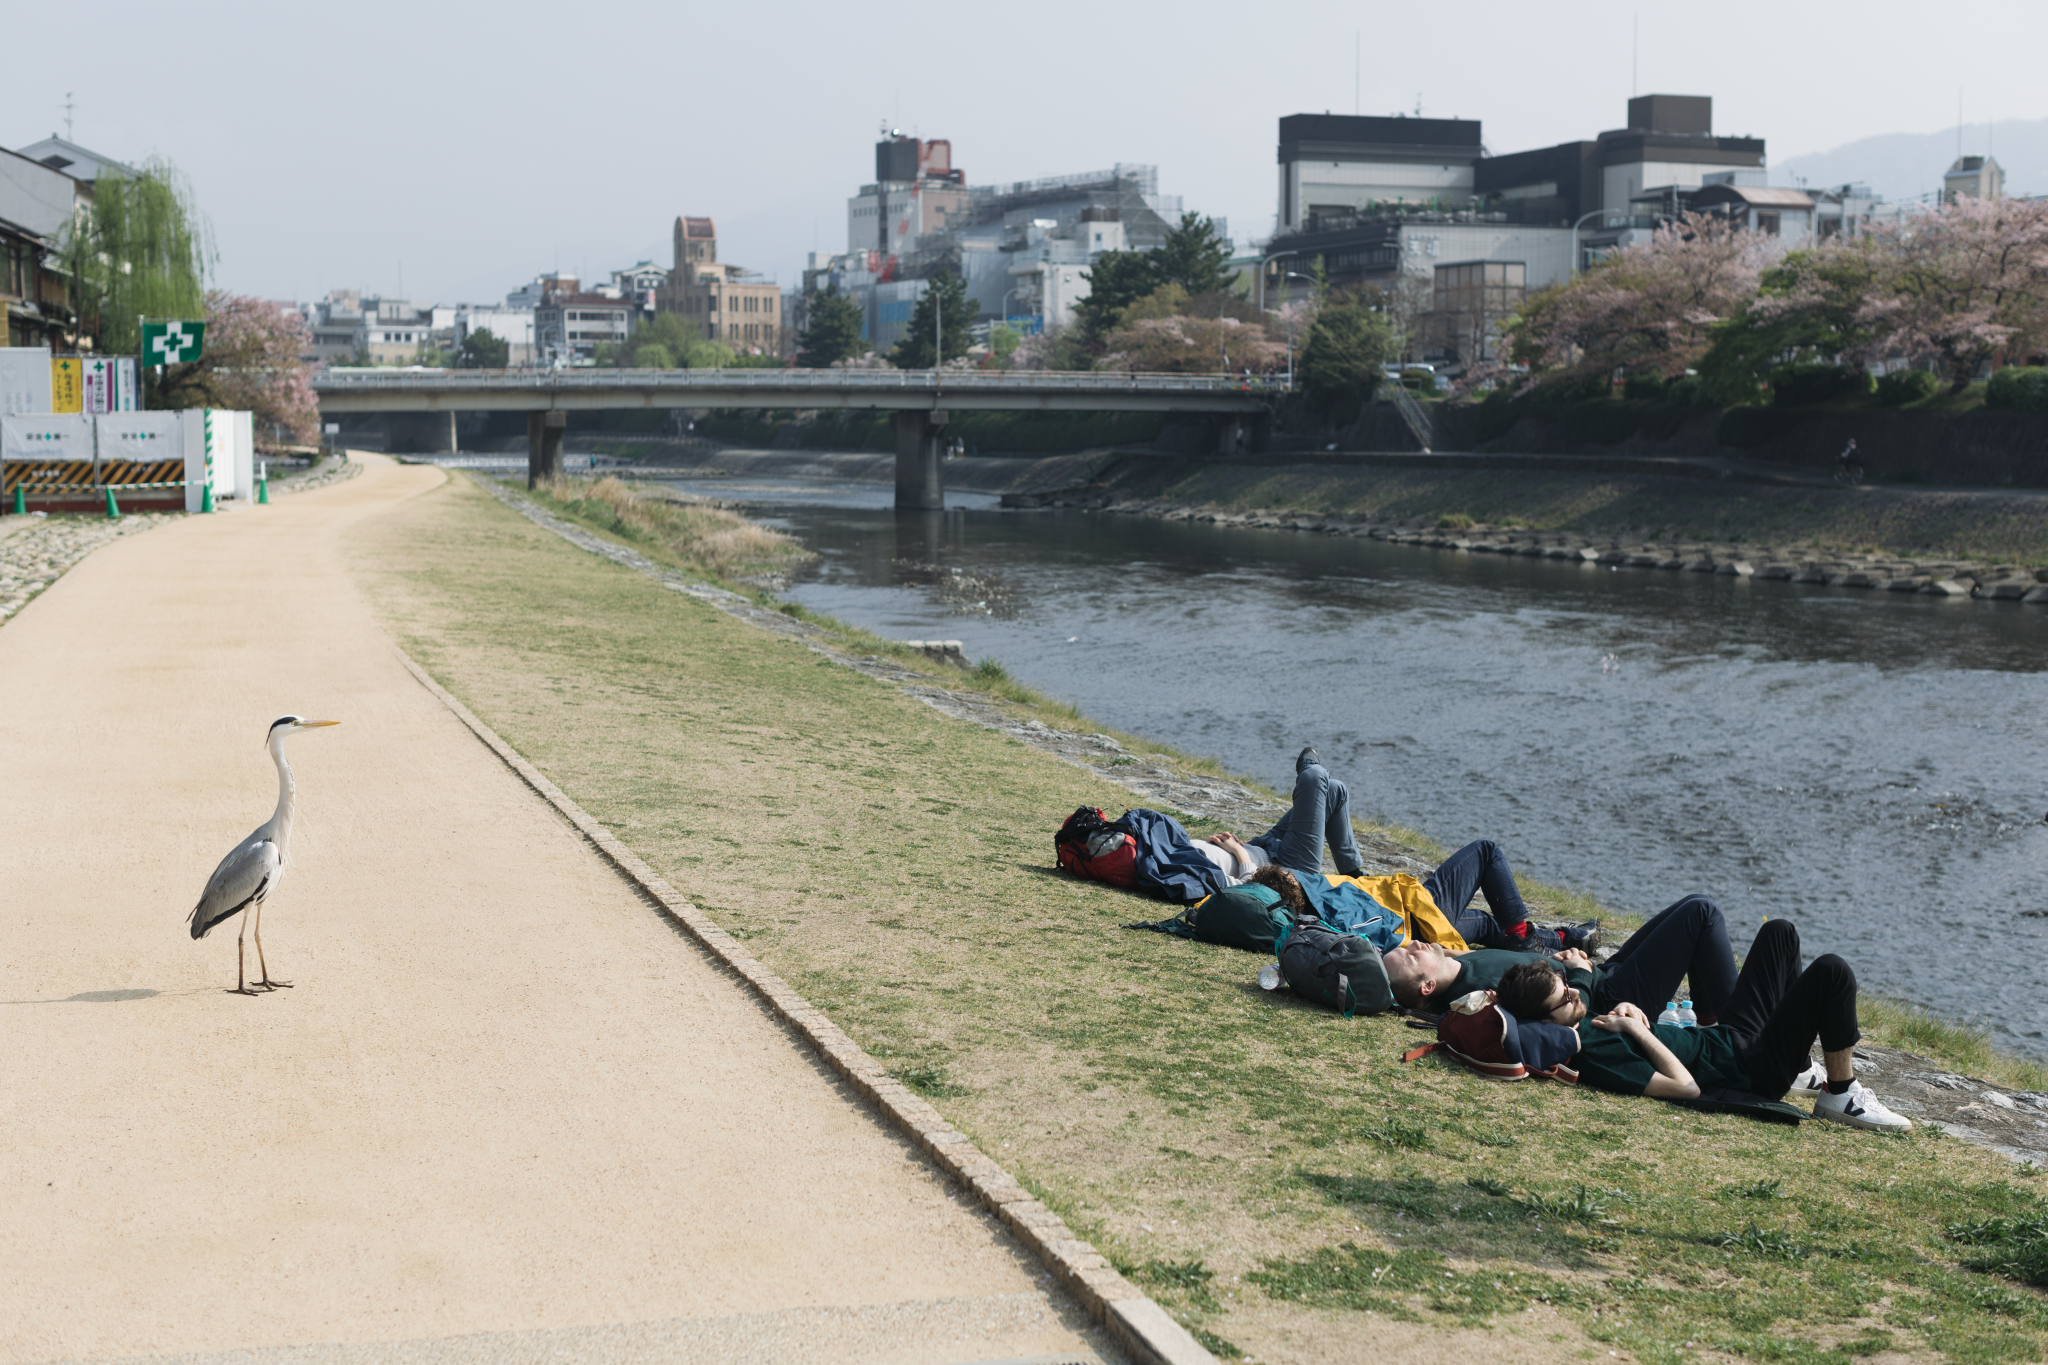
[{"x1": 386, "y1": 646, "x2": 1216, "y2": 1365}]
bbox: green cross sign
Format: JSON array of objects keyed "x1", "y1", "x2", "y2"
[{"x1": 141, "y1": 319, "x2": 206, "y2": 366}]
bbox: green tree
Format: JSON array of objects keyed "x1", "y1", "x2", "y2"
[
  {"x1": 1153, "y1": 211, "x2": 1236, "y2": 297},
  {"x1": 888, "y1": 271, "x2": 974, "y2": 368},
  {"x1": 61, "y1": 159, "x2": 212, "y2": 355},
  {"x1": 627, "y1": 313, "x2": 695, "y2": 367},
  {"x1": 1071, "y1": 250, "x2": 1161, "y2": 349},
  {"x1": 988, "y1": 323, "x2": 1022, "y2": 366},
  {"x1": 1298, "y1": 300, "x2": 1395, "y2": 418},
  {"x1": 455, "y1": 327, "x2": 510, "y2": 369},
  {"x1": 797, "y1": 284, "x2": 865, "y2": 367},
  {"x1": 682, "y1": 337, "x2": 737, "y2": 368},
  {"x1": 1697, "y1": 244, "x2": 1880, "y2": 404}
]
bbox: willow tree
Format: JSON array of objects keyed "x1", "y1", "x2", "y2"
[{"x1": 61, "y1": 158, "x2": 213, "y2": 356}]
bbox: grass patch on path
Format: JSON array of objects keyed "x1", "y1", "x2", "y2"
[{"x1": 348, "y1": 474, "x2": 2048, "y2": 1364}]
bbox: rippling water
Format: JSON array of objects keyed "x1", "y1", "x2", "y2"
[{"x1": 665, "y1": 475, "x2": 2048, "y2": 1055}]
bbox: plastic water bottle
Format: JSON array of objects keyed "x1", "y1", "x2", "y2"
[
  {"x1": 1678, "y1": 999, "x2": 1699, "y2": 1029},
  {"x1": 1657, "y1": 1001, "x2": 1682, "y2": 1027}
]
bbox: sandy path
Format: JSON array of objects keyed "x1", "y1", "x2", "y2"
[{"x1": 0, "y1": 458, "x2": 1109, "y2": 1365}]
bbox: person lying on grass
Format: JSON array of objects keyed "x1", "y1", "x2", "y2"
[
  {"x1": 1492, "y1": 920, "x2": 1912, "y2": 1132},
  {"x1": 1385, "y1": 892, "x2": 1744, "y2": 1019},
  {"x1": 1215, "y1": 747, "x2": 1599, "y2": 955}
]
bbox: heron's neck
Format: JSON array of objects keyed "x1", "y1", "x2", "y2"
[{"x1": 269, "y1": 738, "x2": 298, "y2": 850}]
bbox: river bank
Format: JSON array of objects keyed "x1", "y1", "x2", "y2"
[
  {"x1": 1012, "y1": 454, "x2": 2048, "y2": 580},
  {"x1": 343, "y1": 468, "x2": 2048, "y2": 1363}
]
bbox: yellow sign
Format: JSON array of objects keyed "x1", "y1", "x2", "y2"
[{"x1": 50, "y1": 358, "x2": 82, "y2": 413}]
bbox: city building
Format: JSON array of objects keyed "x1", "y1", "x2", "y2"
[
  {"x1": 455, "y1": 305, "x2": 536, "y2": 365},
  {"x1": 302, "y1": 292, "x2": 460, "y2": 366},
  {"x1": 1687, "y1": 181, "x2": 1816, "y2": 242},
  {"x1": 534, "y1": 285, "x2": 634, "y2": 364},
  {"x1": 1943, "y1": 154, "x2": 2004, "y2": 203},
  {"x1": 1276, "y1": 113, "x2": 1485, "y2": 233},
  {"x1": 0, "y1": 146, "x2": 85, "y2": 349},
  {"x1": 1259, "y1": 96, "x2": 1828, "y2": 366},
  {"x1": 847, "y1": 134, "x2": 969, "y2": 259},
  {"x1": 654, "y1": 217, "x2": 780, "y2": 353},
  {"x1": 806, "y1": 133, "x2": 1189, "y2": 352},
  {"x1": 611, "y1": 261, "x2": 666, "y2": 315},
  {"x1": 14, "y1": 135, "x2": 134, "y2": 185}
]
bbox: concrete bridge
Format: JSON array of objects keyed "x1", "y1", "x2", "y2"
[{"x1": 311, "y1": 368, "x2": 1275, "y2": 508}]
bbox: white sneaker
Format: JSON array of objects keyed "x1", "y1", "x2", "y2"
[
  {"x1": 1789, "y1": 1060, "x2": 1828, "y2": 1095},
  {"x1": 1813, "y1": 1081, "x2": 1913, "y2": 1132}
]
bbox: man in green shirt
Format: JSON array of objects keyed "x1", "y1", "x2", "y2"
[{"x1": 1494, "y1": 921, "x2": 1911, "y2": 1133}]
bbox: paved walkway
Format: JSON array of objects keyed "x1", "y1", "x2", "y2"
[{"x1": 0, "y1": 457, "x2": 1111, "y2": 1365}]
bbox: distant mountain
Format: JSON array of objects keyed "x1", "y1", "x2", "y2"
[{"x1": 1774, "y1": 120, "x2": 2048, "y2": 203}]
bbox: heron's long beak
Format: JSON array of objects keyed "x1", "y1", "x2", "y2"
[{"x1": 303, "y1": 720, "x2": 341, "y2": 728}]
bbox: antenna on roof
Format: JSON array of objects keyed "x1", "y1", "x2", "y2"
[
  {"x1": 63, "y1": 91, "x2": 73, "y2": 141},
  {"x1": 1354, "y1": 30, "x2": 1359, "y2": 116},
  {"x1": 1631, "y1": 12, "x2": 1638, "y2": 98}
]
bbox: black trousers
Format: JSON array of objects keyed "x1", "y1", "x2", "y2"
[
  {"x1": 1720, "y1": 920, "x2": 1862, "y2": 1098},
  {"x1": 1594, "y1": 894, "x2": 1739, "y2": 1018}
]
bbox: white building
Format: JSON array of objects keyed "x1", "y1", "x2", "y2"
[{"x1": 455, "y1": 306, "x2": 535, "y2": 365}]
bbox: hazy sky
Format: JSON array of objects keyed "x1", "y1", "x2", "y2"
[{"x1": 11, "y1": 0, "x2": 2046, "y2": 307}]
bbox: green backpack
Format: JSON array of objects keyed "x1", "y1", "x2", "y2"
[{"x1": 1126, "y1": 883, "x2": 1292, "y2": 954}]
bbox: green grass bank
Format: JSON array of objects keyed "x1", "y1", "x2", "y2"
[{"x1": 347, "y1": 473, "x2": 2048, "y2": 1365}]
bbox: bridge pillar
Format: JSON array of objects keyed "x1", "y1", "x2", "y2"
[
  {"x1": 527, "y1": 411, "x2": 565, "y2": 488},
  {"x1": 893, "y1": 410, "x2": 947, "y2": 510}
]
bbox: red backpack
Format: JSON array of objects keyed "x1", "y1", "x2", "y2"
[
  {"x1": 1403, "y1": 990, "x2": 1580, "y2": 1083},
  {"x1": 1055, "y1": 806, "x2": 1139, "y2": 887}
]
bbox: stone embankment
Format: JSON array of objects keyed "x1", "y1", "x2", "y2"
[{"x1": 1005, "y1": 490, "x2": 2048, "y2": 603}]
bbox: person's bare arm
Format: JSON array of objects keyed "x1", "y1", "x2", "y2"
[
  {"x1": 1590, "y1": 1006, "x2": 1699, "y2": 1100},
  {"x1": 1213, "y1": 832, "x2": 1258, "y2": 877}
]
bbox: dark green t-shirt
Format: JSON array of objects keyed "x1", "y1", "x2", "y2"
[
  {"x1": 1571, "y1": 1023, "x2": 1751, "y2": 1095},
  {"x1": 1438, "y1": 949, "x2": 1599, "y2": 1007}
]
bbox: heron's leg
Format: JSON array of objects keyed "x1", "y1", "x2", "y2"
[
  {"x1": 231, "y1": 916, "x2": 260, "y2": 996},
  {"x1": 252, "y1": 899, "x2": 291, "y2": 990}
]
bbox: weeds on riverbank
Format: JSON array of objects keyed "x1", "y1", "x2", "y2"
[
  {"x1": 361, "y1": 476, "x2": 2048, "y2": 1364},
  {"x1": 529, "y1": 474, "x2": 812, "y2": 581}
]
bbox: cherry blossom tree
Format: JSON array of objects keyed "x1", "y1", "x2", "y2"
[
  {"x1": 1507, "y1": 212, "x2": 1771, "y2": 390},
  {"x1": 156, "y1": 292, "x2": 317, "y2": 445},
  {"x1": 1847, "y1": 196, "x2": 2048, "y2": 388}
]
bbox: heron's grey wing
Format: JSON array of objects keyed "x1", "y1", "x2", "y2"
[{"x1": 190, "y1": 836, "x2": 279, "y2": 939}]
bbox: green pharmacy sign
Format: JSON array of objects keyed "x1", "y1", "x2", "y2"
[{"x1": 141, "y1": 319, "x2": 206, "y2": 366}]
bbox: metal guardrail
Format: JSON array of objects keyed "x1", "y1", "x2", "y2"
[{"x1": 312, "y1": 368, "x2": 1281, "y2": 396}]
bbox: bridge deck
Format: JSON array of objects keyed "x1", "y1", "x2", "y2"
[{"x1": 313, "y1": 367, "x2": 1277, "y2": 414}]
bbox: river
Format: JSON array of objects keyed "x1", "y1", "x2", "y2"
[{"x1": 662, "y1": 472, "x2": 2048, "y2": 1057}]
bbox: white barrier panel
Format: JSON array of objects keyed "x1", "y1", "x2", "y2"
[
  {"x1": 226, "y1": 409, "x2": 253, "y2": 499},
  {"x1": 0, "y1": 348, "x2": 54, "y2": 417},
  {"x1": 177, "y1": 408, "x2": 253, "y2": 510},
  {"x1": 97, "y1": 411, "x2": 183, "y2": 463},
  {"x1": 180, "y1": 409, "x2": 209, "y2": 511},
  {"x1": 1, "y1": 412, "x2": 93, "y2": 461}
]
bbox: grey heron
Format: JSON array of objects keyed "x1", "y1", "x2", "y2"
[{"x1": 189, "y1": 716, "x2": 339, "y2": 995}]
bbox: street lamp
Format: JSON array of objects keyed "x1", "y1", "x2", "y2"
[
  {"x1": 1276, "y1": 270, "x2": 1315, "y2": 389},
  {"x1": 1571, "y1": 208, "x2": 1613, "y2": 277}
]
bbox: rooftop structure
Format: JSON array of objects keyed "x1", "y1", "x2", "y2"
[{"x1": 1943, "y1": 154, "x2": 2004, "y2": 203}]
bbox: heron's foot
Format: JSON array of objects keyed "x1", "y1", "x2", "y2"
[
  {"x1": 229, "y1": 985, "x2": 264, "y2": 997},
  {"x1": 256, "y1": 978, "x2": 293, "y2": 990}
]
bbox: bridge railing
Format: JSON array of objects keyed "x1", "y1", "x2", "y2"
[{"x1": 313, "y1": 368, "x2": 1290, "y2": 395}]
